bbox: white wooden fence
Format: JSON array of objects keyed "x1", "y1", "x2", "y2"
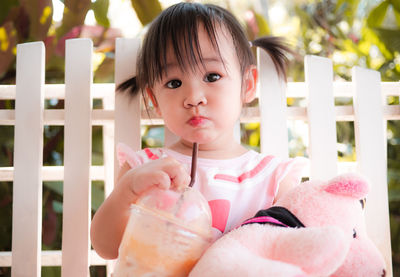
[{"x1": 0, "y1": 38, "x2": 398, "y2": 276}]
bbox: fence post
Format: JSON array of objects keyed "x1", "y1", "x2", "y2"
[
  {"x1": 305, "y1": 55, "x2": 338, "y2": 180},
  {"x1": 352, "y1": 66, "x2": 393, "y2": 276},
  {"x1": 62, "y1": 38, "x2": 93, "y2": 276},
  {"x1": 114, "y1": 38, "x2": 141, "y2": 180},
  {"x1": 258, "y1": 49, "x2": 289, "y2": 158},
  {"x1": 12, "y1": 41, "x2": 45, "y2": 277}
]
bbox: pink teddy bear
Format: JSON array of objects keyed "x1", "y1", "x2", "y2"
[{"x1": 190, "y1": 173, "x2": 386, "y2": 277}]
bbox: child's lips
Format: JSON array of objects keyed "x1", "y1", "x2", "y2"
[{"x1": 188, "y1": 116, "x2": 207, "y2": 127}]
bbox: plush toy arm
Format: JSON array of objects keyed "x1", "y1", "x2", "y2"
[
  {"x1": 190, "y1": 234, "x2": 306, "y2": 277},
  {"x1": 271, "y1": 226, "x2": 350, "y2": 276}
]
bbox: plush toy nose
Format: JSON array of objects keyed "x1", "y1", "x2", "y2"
[{"x1": 381, "y1": 269, "x2": 386, "y2": 277}]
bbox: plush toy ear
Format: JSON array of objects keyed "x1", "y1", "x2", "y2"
[{"x1": 324, "y1": 173, "x2": 370, "y2": 199}]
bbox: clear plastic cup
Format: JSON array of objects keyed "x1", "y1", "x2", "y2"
[{"x1": 113, "y1": 187, "x2": 212, "y2": 277}]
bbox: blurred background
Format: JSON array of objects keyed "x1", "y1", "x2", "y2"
[{"x1": 0, "y1": 0, "x2": 399, "y2": 276}]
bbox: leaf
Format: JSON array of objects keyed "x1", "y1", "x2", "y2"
[
  {"x1": 92, "y1": 181, "x2": 104, "y2": 212},
  {"x1": 389, "y1": 0, "x2": 400, "y2": 13},
  {"x1": 0, "y1": 21, "x2": 17, "y2": 78},
  {"x1": 130, "y1": 0, "x2": 162, "y2": 26},
  {"x1": 41, "y1": 266, "x2": 61, "y2": 276},
  {"x1": 91, "y1": 0, "x2": 110, "y2": 28},
  {"x1": 52, "y1": 200, "x2": 63, "y2": 213},
  {"x1": 92, "y1": 125, "x2": 104, "y2": 165},
  {"x1": 93, "y1": 56, "x2": 114, "y2": 83},
  {"x1": 394, "y1": 7, "x2": 400, "y2": 26},
  {"x1": 389, "y1": 189, "x2": 400, "y2": 202},
  {"x1": 254, "y1": 11, "x2": 270, "y2": 36},
  {"x1": 362, "y1": 26, "x2": 393, "y2": 59},
  {"x1": 55, "y1": 0, "x2": 91, "y2": 39},
  {"x1": 358, "y1": 40, "x2": 371, "y2": 56},
  {"x1": 43, "y1": 197, "x2": 57, "y2": 245},
  {"x1": 244, "y1": 122, "x2": 260, "y2": 131},
  {"x1": 367, "y1": 0, "x2": 389, "y2": 28},
  {"x1": 43, "y1": 181, "x2": 63, "y2": 196},
  {"x1": 342, "y1": 38, "x2": 359, "y2": 54},
  {"x1": 0, "y1": 126, "x2": 14, "y2": 167},
  {"x1": 248, "y1": 130, "x2": 260, "y2": 147},
  {"x1": 0, "y1": 182, "x2": 12, "y2": 250},
  {"x1": 336, "y1": 0, "x2": 360, "y2": 25},
  {"x1": 0, "y1": 0, "x2": 19, "y2": 25},
  {"x1": 19, "y1": 0, "x2": 53, "y2": 40},
  {"x1": 294, "y1": 5, "x2": 317, "y2": 35},
  {"x1": 373, "y1": 27, "x2": 400, "y2": 53}
]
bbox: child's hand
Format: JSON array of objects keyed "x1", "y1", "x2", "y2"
[{"x1": 122, "y1": 157, "x2": 191, "y2": 197}]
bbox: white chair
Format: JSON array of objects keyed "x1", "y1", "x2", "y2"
[{"x1": 0, "y1": 37, "x2": 397, "y2": 276}]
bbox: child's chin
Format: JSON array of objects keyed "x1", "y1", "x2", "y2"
[
  {"x1": 181, "y1": 136, "x2": 213, "y2": 146},
  {"x1": 190, "y1": 134, "x2": 216, "y2": 144}
]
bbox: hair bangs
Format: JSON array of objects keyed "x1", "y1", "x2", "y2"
[
  {"x1": 142, "y1": 3, "x2": 224, "y2": 90},
  {"x1": 118, "y1": 2, "x2": 291, "y2": 107}
]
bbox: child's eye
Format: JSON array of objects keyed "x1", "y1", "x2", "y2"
[
  {"x1": 166, "y1": 79, "x2": 182, "y2": 89},
  {"x1": 204, "y1": 73, "x2": 221, "y2": 83}
]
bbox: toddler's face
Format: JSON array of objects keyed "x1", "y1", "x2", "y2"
[{"x1": 148, "y1": 24, "x2": 256, "y2": 151}]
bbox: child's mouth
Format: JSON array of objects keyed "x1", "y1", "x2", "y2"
[{"x1": 188, "y1": 116, "x2": 206, "y2": 127}]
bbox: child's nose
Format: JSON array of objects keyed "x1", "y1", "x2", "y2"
[{"x1": 183, "y1": 91, "x2": 207, "y2": 108}]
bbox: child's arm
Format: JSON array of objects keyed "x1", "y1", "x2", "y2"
[{"x1": 90, "y1": 157, "x2": 190, "y2": 259}]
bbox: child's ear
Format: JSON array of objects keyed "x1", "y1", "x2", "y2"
[
  {"x1": 146, "y1": 88, "x2": 161, "y2": 115},
  {"x1": 243, "y1": 65, "x2": 258, "y2": 103}
]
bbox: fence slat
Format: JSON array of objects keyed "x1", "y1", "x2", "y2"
[
  {"x1": 114, "y1": 38, "x2": 141, "y2": 179},
  {"x1": 2, "y1": 81, "x2": 399, "y2": 101},
  {"x1": 4, "y1": 103, "x2": 400, "y2": 126},
  {"x1": 61, "y1": 39, "x2": 93, "y2": 277},
  {"x1": 352, "y1": 66, "x2": 393, "y2": 276},
  {"x1": 11, "y1": 41, "x2": 45, "y2": 277},
  {"x1": 102, "y1": 88, "x2": 116, "y2": 277},
  {"x1": 0, "y1": 250, "x2": 108, "y2": 267},
  {"x1": 258, "y1": 49, "x2": 288, "y2": 157},
  {"x1": 305, "y1": 55, "x2": 338, "y2": 180}
]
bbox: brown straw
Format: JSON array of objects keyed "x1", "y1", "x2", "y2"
[{"x1": 188, "y1": 143, "x2": 198, "y2": 187}]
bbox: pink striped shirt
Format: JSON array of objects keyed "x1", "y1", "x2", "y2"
[{"x1": 117, "y1": 143, "x2": 307, "y2": 240}]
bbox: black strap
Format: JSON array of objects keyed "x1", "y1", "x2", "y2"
[{"x1": 242, "y1": 206, "x2": 305, "y2": 228}]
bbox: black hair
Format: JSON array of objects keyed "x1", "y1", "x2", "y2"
[{"x1": 118, "y1": 2, "x2": 292, "y2": 99}]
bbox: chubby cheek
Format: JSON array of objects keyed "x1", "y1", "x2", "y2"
[
  {"x1": 155, "y1": 95, "x2": 179, "y2": 116},
  {"x1": 214, "y1": 98, "x2": 242, "y2": 123}
]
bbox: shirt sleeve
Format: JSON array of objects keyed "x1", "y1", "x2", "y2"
[
  {"x1": 272, "y1": 156, "x2": 309, "y2": 198},
  {"x1": 116, "y1": 143, "x2": 163, "y2": 169}
]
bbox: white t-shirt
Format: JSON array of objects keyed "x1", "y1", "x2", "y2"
[{"x1": 117, "y1": 143, "x2": 308, "y2": 240}]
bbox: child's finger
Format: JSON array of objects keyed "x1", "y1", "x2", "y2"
[
  {"x1": 151, "y1": 171, "x2": 172, "y2": 190},
  {"x1": 161, "y1": 157, "x2": 190, "y2": 190},
  {"x1": 131, "y1": 170, "x2": 171, "y2": 194}
]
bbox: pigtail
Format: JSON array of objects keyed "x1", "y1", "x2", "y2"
[
  {"x1": 116, "y1": 76, "x2": 140, "y2": 97},
  {"x1": 117, "y1": 75, "x2": 152, "y2": 119},
  {"x1": 251, "y1": 36, "x2": 293, "y2": 82}
]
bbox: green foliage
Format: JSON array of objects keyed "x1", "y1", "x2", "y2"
[
  {"x1": 367, "y1": 0, "x2": 390, "y2": 28},
  {"x1": 0, "y1": 182, "x2": 12, "y2": 251},
  {"x1": 335, "y1": 0, "x2": 360, "y2": 25},
  {"x1": 130, "y1": 0, "x2": 162, "y2": 26},
  {"x1": 41, "y1": 267, "x2": 61, "y2": 277},
  {"x1": 92, "y1": 0, "x2": 110, "y2": 28},
  {"x1": 0, "y1": 0, "x2": 19, "y2": 26}
]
